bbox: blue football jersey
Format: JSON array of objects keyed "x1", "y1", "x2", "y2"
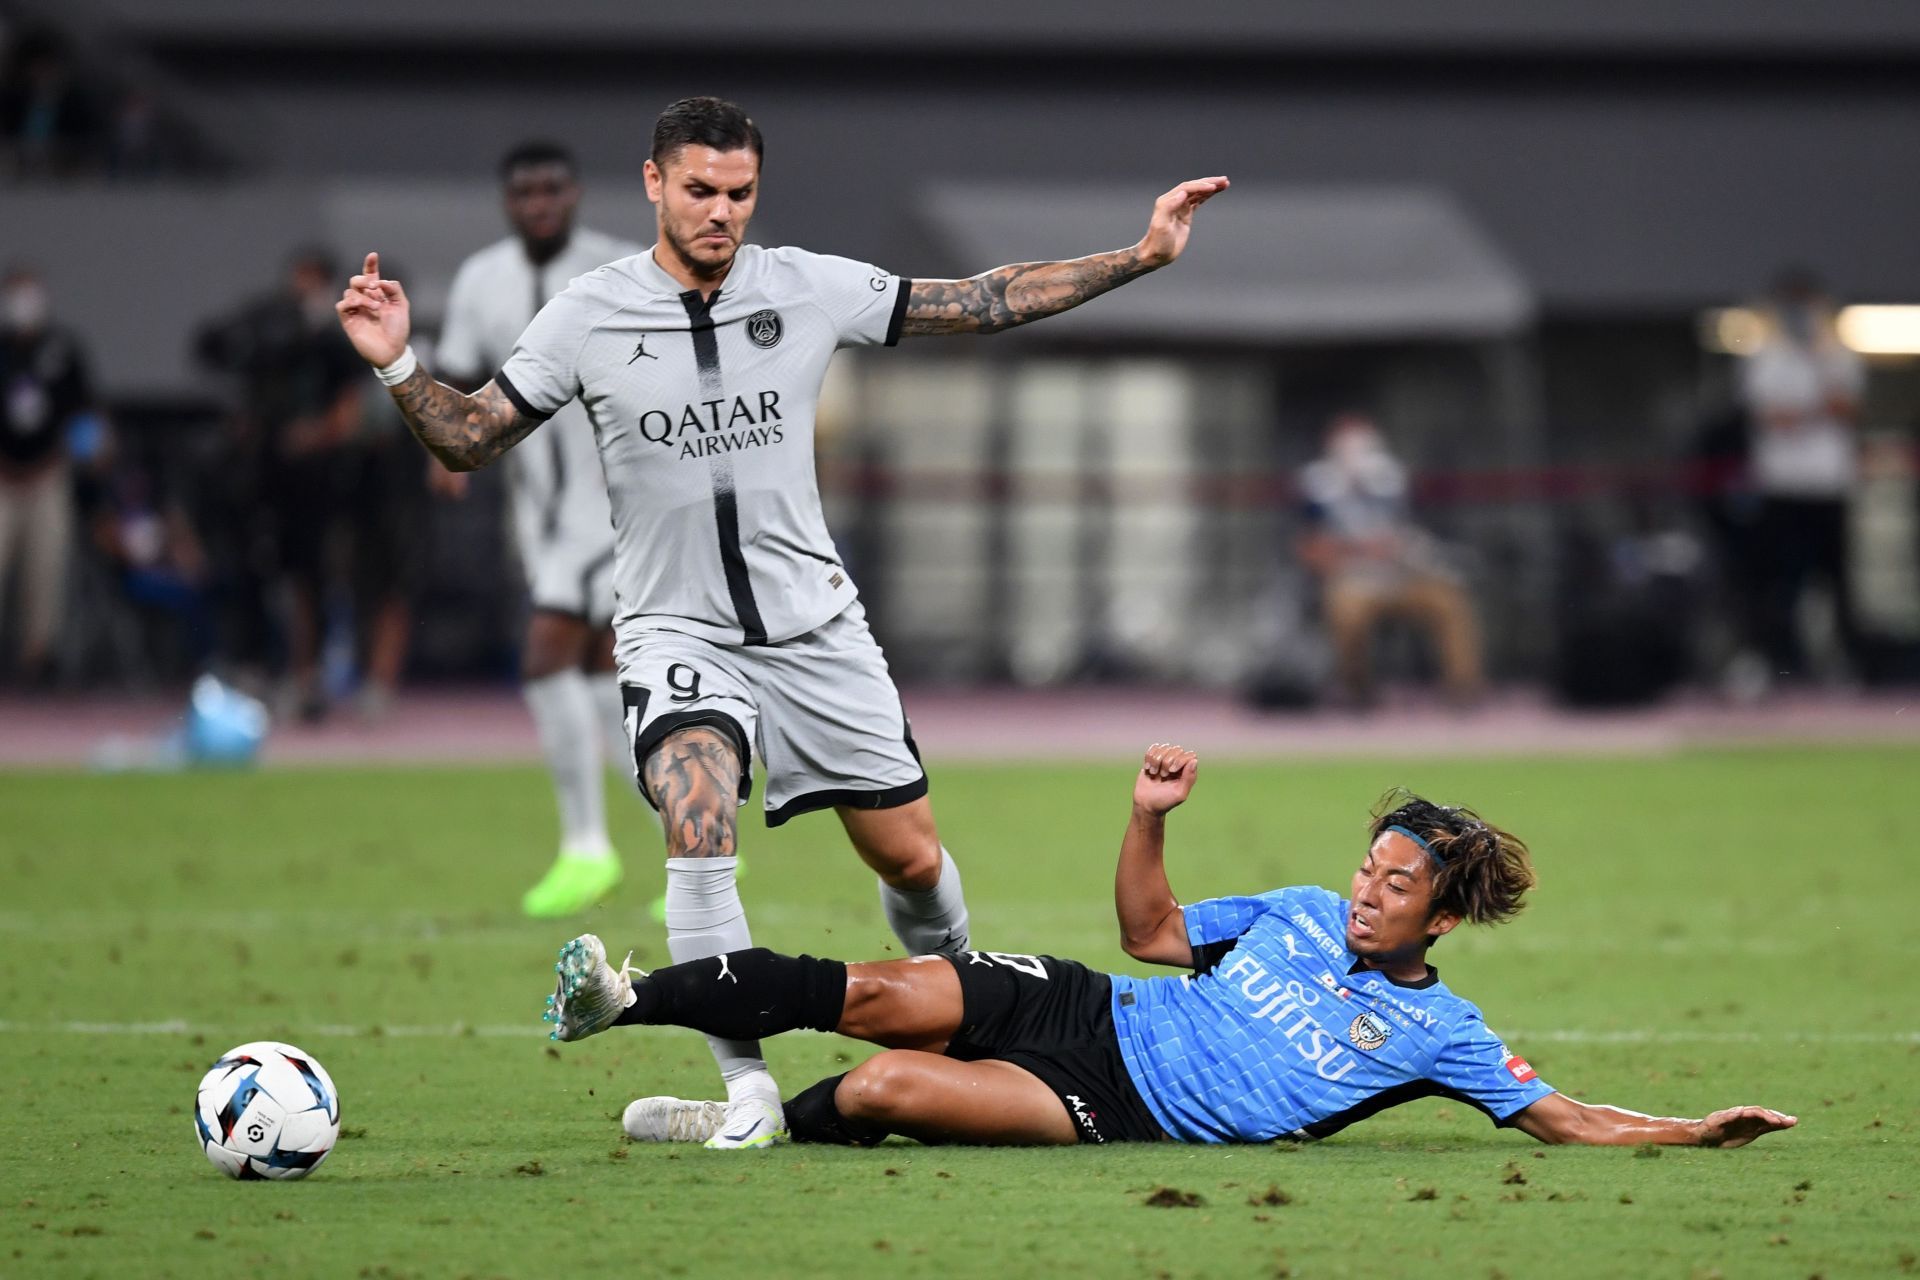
[{"x1": 1108, "y1": 885, "x2": 1553, "y2": 1143}]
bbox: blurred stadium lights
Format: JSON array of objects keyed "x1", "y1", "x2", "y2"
[
  {"x1": 1835, "y1": 306, "x2": 1920, "y2": 357},
  {"x1": 1700, "y1": 305, "x2": 1920, "y2": 357},
  {"x1": 1697, "y1": 308, "x2": 1768, "y2": 356}
]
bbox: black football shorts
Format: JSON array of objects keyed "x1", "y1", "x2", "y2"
[{"x1": 942, "y1": 951, "x2": 1166, "y2": 1144}]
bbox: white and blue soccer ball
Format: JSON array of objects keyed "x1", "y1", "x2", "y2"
[{"x1": 193, "y1": 1041, "x2": 340, "y2": 1180}]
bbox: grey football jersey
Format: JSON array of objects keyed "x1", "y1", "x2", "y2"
[
  {"x1": 496, "y1": 243, "x2": 911, "y2": 646},
  {"x1": 439, "y1": 227, "x2": 642, "y2": 558}
]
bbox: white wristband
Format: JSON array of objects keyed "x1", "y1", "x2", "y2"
[{"x1": 374, "y1": 346, "x2": 418, "y2": 386}]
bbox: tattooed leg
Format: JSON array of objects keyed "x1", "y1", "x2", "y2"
[
  {"x1": 642, "y1": 723, "x2": 777, "y2": 1107},
  {"x1": 642, "y1": 726, "x2": 742, "y2": 859}
]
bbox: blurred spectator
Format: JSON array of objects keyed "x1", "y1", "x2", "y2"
[
  {"x1": 1297, "y1": 412, "x2": 1484, "y2": 708},
  {"x1": 0, "y1": 26, "x2": 101, "y2": 178},
  {"x1": 75, "y1": 425, "x2": 215, "y2": 675},
  {"x1": 342, "y1": 379, "x2": 427, "y2": 720},
  {"x1": 195, "y1": 247, "x2": 367, "y2": 720},
  {"x1": 1736, "y1": 268, "x2": 1868, "y2": 685},
  {"x1": 0, "y1": 263, "x2": 94, "y2": 684}
]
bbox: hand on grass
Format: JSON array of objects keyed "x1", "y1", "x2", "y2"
[{"x1": 1698, "y1": 1106, "x2": 1798, "y2": 1148}]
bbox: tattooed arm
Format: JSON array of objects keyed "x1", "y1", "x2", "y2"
[
  {"x1": 383, "y1": 372, "x2": 541, "y2": 473},
  {"x1": 901, "y1": 176, "x2": 1228, "y2": 337},
  {"x1": 334, "y1": 250, "x2": 539, "y2": 471},
  {"x1": 643, "y1": 726, "x2": 743, "y2": 860},
  {"x1": 903, "y1": 249, "x2": 1156, "y2": 337}
]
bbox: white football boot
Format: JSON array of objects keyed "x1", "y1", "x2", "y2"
[
  {"x1": 702, "y1": 1096, "x2": 787, "y2": 1150},
  {"x1": 622, "y1": 1096, "x2": 729, "y2": 1144},
  {"x1": 542, "y1": 934, "x2": 638, "y2": 1042}
]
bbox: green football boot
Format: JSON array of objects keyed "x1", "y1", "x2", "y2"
[{"x1": 521, "y1": 850, "x2": 623, "y2": 918}]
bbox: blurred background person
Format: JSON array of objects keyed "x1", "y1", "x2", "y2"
[
  {"x1": 1736, "y1": 267, "x2": 1869, "y2": 688},
  {"x1": 341, "y1": 377, "x2": 425, "y2": 721},
  {"x1": 0, "y1": 263, "x2": 95, "y2": 685},
  {"x1": 434, "y1": 140, "x2": 644, "y2": 916},
  {"x1": 1297, "y1": 411, "x2": 1484, "y2": 710},
  {"x1": 0, "y1": 26, "x2": 102, "y2": 179},
  {"x1": 195, "y1": 246, "x2": 366, "y2": 720}
]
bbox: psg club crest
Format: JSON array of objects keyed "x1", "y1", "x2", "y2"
[
  {"x1": 1348, "y1": 1011, "x2": 1391, "y2": 1052},
  {"x1": 746, "y1": 309, "x2": 783, "y2": 348}
]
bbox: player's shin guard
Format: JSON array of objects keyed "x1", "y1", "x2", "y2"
[
  {"x1": 662, "y1": 857, "x2": 778, "y2": 1105},
  {"x1": 784, "y1": 1073, "x2": 886, "y2": 1147},
  {"x1": 617, "y1": 948, "x2": 847, "y2": 1040},
  {"x1": 878, "y1": 846, "x2": 971, "y2": 956}
]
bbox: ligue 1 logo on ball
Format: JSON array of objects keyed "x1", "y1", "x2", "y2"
[{"x1": 746, "y1": 309, "x2": 783, "y2": 348}]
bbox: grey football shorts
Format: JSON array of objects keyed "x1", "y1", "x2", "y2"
[
  {"x1": 511, "y1": 475, "x2": 617, "y2": 625},
  {"x1": 523, "y1": 539, "x2": 616, "y2": 625},
  {"x1": 617, "y1": 600, "x2": 927, "y2": 826}
]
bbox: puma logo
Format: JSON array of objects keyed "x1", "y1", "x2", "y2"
[
  {"x1": 716, "y1": 955, "x2": 737, "y2": 984},
  {"x1": 1283, "y1": 934, "x2": 1309, "y2": 961}
]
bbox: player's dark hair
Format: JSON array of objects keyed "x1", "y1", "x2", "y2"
[
  {"x1": 1370, "y1": 790, "x2": 1535, "y2": 929},
  {"x1": 650, "y1": 96, "x2": 763, "y2": 168},
  {"x1": 499, "y1": 139, "x2": 578, "y2": 184}
]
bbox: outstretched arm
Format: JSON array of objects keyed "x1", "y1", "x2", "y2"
[
  {"x1": 1115, "y1": 743, "x2": 1200, "y2": 966},
  {"x1": 1511, "y1": 1092, "x2": 1797, "y2": 1148},
  {"x1": 901, "y1": 177, "x2": 1228, "y2": 337},
  {"x1": 335, "y1": 252, "x2": 541, "y2": 472}
]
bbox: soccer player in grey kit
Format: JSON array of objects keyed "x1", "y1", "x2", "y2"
[
  {"x1": 336, "y1": 96, "x2": 1228, "y2": 1147},
  {"x1": 435, "y1": 141, "x2": 645, "y2": 920}
]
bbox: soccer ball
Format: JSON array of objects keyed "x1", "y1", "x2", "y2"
[{"x1": 193, "y1": 1041, "x2": 340, "y2": 1180}]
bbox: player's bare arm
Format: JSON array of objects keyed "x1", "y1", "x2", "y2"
[
  {"x1": 901, "y1": 177, "x2": 1228, "y2": 337},
  {"x1": 334, "y1": 252, "x2": 540, "y2": 472},
  {"x1": 1114, "y1": 743, "x2": 1199, "y2": 967},
  {"x1": 642, "y1": 727, "x2": 741, "y2": 859},
  {"x1": 1511, "y1": 1091, "x2": 1797, "y2": 1148},
  {"x1": 385, "y1": 374, "x2": 541, "y2": 472}
]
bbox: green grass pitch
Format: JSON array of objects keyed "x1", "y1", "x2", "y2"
[{"x1": 2, "y1": 746, "x2": 1916, "y2": 1278}]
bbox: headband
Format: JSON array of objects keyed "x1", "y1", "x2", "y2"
[{"x1": 1385, "y1": 824, "x2": 1446, "y2": 866}]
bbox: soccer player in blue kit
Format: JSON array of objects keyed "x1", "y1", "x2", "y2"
[{"x1": 548, "y1": 744, "x2": 1798, "y2": 1149}]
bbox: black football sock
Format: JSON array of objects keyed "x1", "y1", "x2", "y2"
[
  {"x1": 784, "y1": 1073, "x2": 887, "y2": 1146},
  {"x1": 612, "y1": 948, "x2": 847, "y2": 1040}
]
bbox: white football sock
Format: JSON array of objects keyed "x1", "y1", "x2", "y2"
[
  {"x1": 589, "y1": 674, "x2": 643, "y2": 796},
  {"x1": 878, "y1": 847, "x2": 971, "y2": 956},
  {"x1": 663, "y1": 856, "x2": 779, "y2": 1105},
  {"x1": 523, "y1": 671, "x2": 611, "y2": 858}
]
